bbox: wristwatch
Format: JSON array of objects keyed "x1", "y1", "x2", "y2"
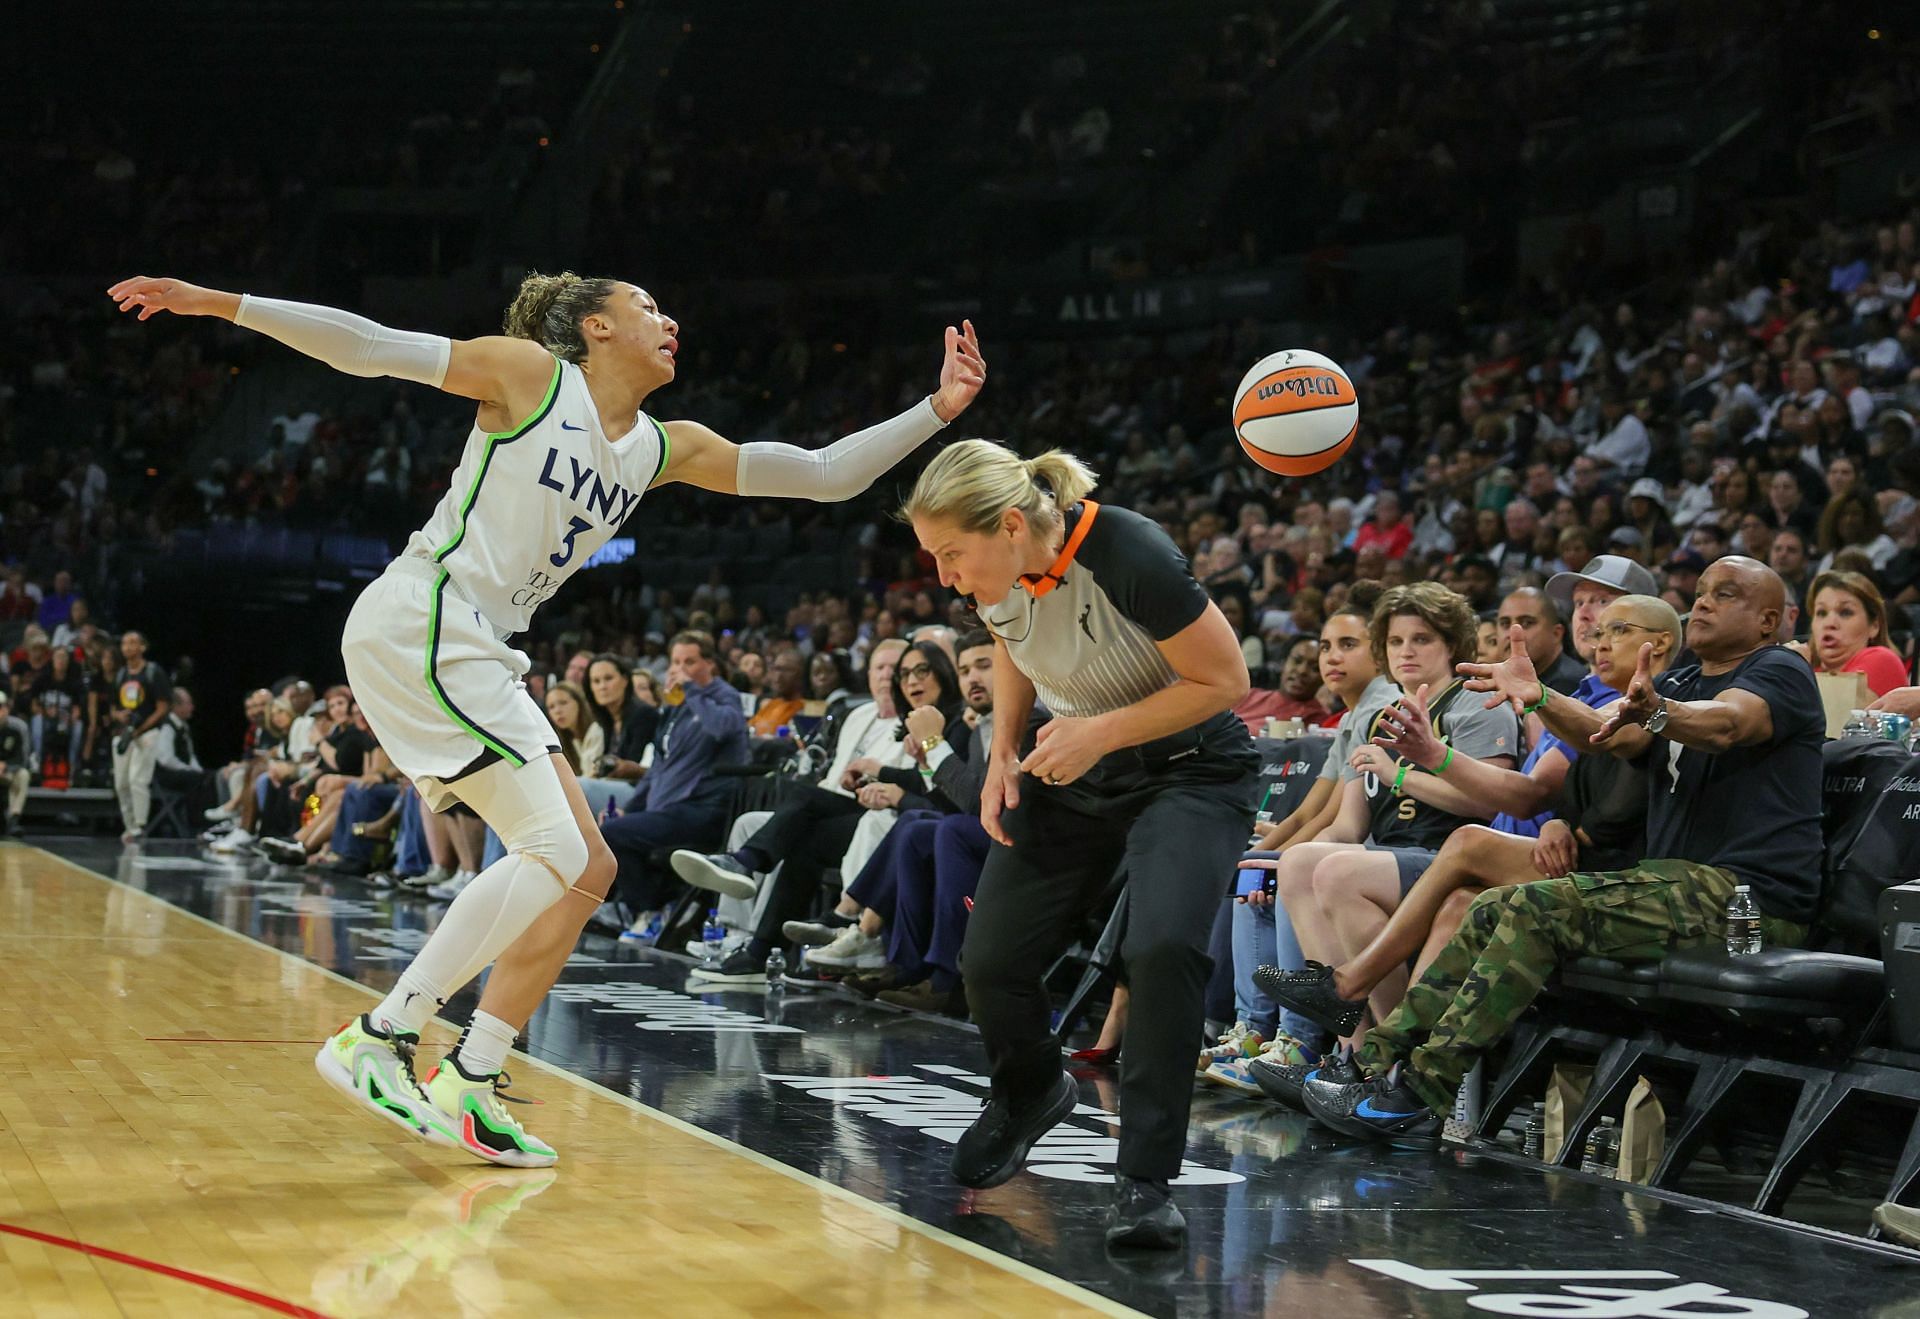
[{"x1": 1642, "y1": 696, "x2": 1670, "y2": 735}]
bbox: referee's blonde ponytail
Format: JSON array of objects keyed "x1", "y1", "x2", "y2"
[{"x1": 900, "y1": 438, "x2": 1099, "y2": 537}]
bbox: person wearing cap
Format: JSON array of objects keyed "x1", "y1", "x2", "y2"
[{"x1": 1546, "y1": 554, "x2": 1659, "y2": 665}]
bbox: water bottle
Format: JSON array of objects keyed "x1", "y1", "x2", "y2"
[
  {"x1": 701, "y1": 908, "x2": 726, "y2": 967},
  {"x1": 1581, "y1": 1117, "x2": 1617, "y2": 1176},
  {"x1": 1842, "y1": 709, "x2": 1875, "y2": 739},
  {"x1": 1599, "y1": 1117, "x2": 1622, "y2": 1180},
  {"x1": 1523, "y1": 1101, "x2": 1546, "y2": 1161},
  {"x1": 1725, "y1": 884, "x2": 1763, "y2": 957},
  {"x1": 765, "y1": 947, "x2": 787, "y2": 988}
]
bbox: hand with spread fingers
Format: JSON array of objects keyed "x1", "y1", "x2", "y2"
[
  {"x1": 1591, "y1": 642, "x2": 1660, "y2": 746},
  {"x1": 1459, "y1": 623, "x2": 1545, "y2": 715}
]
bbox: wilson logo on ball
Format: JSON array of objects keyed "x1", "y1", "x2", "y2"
[{"x1": 1232, "y1": 349, "x2": 1358, "y2": 477}]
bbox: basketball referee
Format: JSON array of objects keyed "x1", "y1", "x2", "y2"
[{"x1": 904, "y1": 439, "x2": 1258, "y2": 1249}]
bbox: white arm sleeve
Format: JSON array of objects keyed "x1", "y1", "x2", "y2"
[
  {"x1": 734, "y1": 396, "x2": 948, "y2": 502},
  {"x1": 235, "y1": 294, "x2": 451, "y2": 388}
]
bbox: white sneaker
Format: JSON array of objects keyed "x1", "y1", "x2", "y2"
[
  {"x1": 205, "y1": 804, "x2": 239, "y2": 822},
  {"x1": 200, "y1": 821, "x2": 235, "y2": 842},
  {"x1": 1197, "y1": 1021, "x2": 1261, "y2": 1076},
  {"x1": 807, "y1": 926, "x2": 887, "y2": 971},
  {"x1": 684, "y1": 931, "x2": 750, "y2": 960},
  {"x1": 209, "y1": 828, "x2": 254, "y2": 854},
  {"x1": 428, "y1": 869, "x2": 476, "y2": 901},
  {"x1": 399, "y1": 864, "x2": 453, "y2": 892}
]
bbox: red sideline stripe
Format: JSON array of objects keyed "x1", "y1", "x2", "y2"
[{"x1": 0, "y1": 1220, "x2": 332, "y2": 1318}]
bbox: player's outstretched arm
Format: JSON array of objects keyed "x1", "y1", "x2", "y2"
[
  {"x1": 658, "y1": 320, "x2": 986, "y2": 497},
  {"x1": 107, "y1": 276, "x2": 553, "y2": 419}
]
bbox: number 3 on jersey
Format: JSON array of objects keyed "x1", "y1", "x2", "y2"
[{"x1": 550, "y1": 515, "x2": 592, "y2": 568}]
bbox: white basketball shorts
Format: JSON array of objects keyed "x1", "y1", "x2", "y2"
[{"x1": 342, "y1": 555, "x2": 557, "y2": 810}]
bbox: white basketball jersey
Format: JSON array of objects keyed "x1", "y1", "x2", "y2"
[{"x1": 404, "y1": 358, "x2": 667, "y2": 634}]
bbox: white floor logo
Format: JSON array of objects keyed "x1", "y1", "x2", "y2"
[
  {"x1": 545, "y1": 981, "x2": 799, "y2": 1032},
  {"x1": 1352, "y1": 1261, "x2": 1809, "y2": 1318},
  {"x1": 765, "y1": 1063, "x2": 1242, "y2": 1186}
]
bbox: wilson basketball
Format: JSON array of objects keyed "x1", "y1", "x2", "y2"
[{"x1": 1231, "y1": 349, "x2": 1358, "y2": 477}]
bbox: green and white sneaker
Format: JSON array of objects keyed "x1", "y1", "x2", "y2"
[
  {"x1": 423, "y1": 1057, "x2": 558, "y2": 1168},
  {"x1": 315, "y1": 1014, "x2": 455, "y2": 1147}
]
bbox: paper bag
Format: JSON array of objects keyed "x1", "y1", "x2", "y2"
[
  {"x1": 1817, "y1": 671, "x2": 1871, "y2": 740},
  {"x1": 1544, "y1": 1063, "x2": 1593, "y2": 1161},
  {"x1": 1617, "y1": 1075, "x2": 1666, "y2": 1184}
]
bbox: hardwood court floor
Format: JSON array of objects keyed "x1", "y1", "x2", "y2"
[{"x1": 0, "y1": 845, "x2": 1119, "y2": 1318}]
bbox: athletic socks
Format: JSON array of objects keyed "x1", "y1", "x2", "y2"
[
  {"x1": 370, "y1": 851, "x2": 567, "y2": 1035},
  {"x1": 455, "y1": 1010, "x2": 519, "y2": 1078}
]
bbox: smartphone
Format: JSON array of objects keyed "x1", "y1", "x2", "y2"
[{"x1": 1235, "y1": 867, "x2": 1277, "y2": 899}]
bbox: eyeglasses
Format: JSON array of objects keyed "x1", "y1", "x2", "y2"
[
  {"x1": 1597, "y1": 622, "x2": 1660, "y2": 640},
  {"x1": 898, "y1": 664, "x2": 936, "y2": 681}
]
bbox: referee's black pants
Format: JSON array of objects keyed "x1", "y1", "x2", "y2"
[{"x1": 960, "y1": 713, "x2": 1257, "y2": 1182}]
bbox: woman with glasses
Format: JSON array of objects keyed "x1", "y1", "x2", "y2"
[{"x1": 1260, "y1": 595, "x2": 1681, "y2": 1043}]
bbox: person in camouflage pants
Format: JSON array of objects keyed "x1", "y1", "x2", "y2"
[{"x1": 1356, "y1": 859, "x2": 1806, "y2": 1113}]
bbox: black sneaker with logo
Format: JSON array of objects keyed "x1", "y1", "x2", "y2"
[{"x1": 950, "y1": 1071, "x2": 1078, "y2": 1190}]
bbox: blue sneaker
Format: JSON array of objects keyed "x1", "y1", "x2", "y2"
[{"x1": 1303, "y1": 1061, "x2": 1442, "y2": 1148}]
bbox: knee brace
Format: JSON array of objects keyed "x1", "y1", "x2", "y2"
[{"x1": 454, "y1": 756, "x2": 589, "y2": 894}]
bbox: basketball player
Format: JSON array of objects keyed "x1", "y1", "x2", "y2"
[
  {"x1": 902, "y1": 440, "x2": 1258, "y2": 1249},
  {"x1": 108, "y1": 273, "x2": 984, "y2": 1164}
]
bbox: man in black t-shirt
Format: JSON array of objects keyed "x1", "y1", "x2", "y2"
[
  {"x1": 109, "y1": 630, "x2": 172, "y2": 843},
  {"x1": 1309, "y1": 557, "x2": 1818, "y2": 1145},
  {"x1": 28, "y1": 645, "x2": 86, "y2": 786}
]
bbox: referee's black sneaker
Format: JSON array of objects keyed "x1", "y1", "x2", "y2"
[
  {"x1": 1253, "y1": 961, "x2": 1367, "y2": 1039},
  {"x1": 1303, "y1": 1061, "x2": 1442, "y2": 1148},
  {"x1": 950, "y1": 1071, "x2": 1078, "y2": 1189},
  {"x1": 1105, "y1": 1174, "x2": 1186, "y2": 1250}
]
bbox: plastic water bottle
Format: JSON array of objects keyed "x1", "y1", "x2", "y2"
[
  {"x1": 765, "y1": 947, "x2": 787, "y2": 989},
  {"x1": 1842, "y1": 709, "x2": 1876, "y2": 739},
  {"x1": 1725, "y1": 884, "x2": 1763, "y2": 957},
  {"x1": 1523, "y1": 1101, "x2": 1546, "y2": 1161},
  {"x1": 1600, "y1": 1118, "x2": 1622, "y2": 1180},
  {"x1": 1581, "y1": 1117, "x2": 1618, "y2": 1176},
  {"x1": 701, "y1": 908, "x2": 726, "y2": 967}
]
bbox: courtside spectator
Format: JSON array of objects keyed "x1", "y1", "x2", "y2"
[
  {"x1": 0, "y1": 693, "x2": 28, "y2": 836},
  {"x1": 109, "y1": 631, "x2": 172, "y2": 843},
  {"x1": 1787, "y1": 570, "x2": 1908, "y2": 697}
]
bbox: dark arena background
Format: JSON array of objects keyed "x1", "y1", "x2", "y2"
[{"x1": 3, "y1": 1, "x2": 1919, "y2": 1315}]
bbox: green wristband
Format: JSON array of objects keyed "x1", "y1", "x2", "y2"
[
  {"x1": 1428, "y1": 745, "x2": 1454, "y2": 775},
  {"x1": 1522, "y1": 688, "x2": 1552, "y2": 715},
  {"x1": 1392, "y1": 762, "x2": 1411, "y2": 796}
]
